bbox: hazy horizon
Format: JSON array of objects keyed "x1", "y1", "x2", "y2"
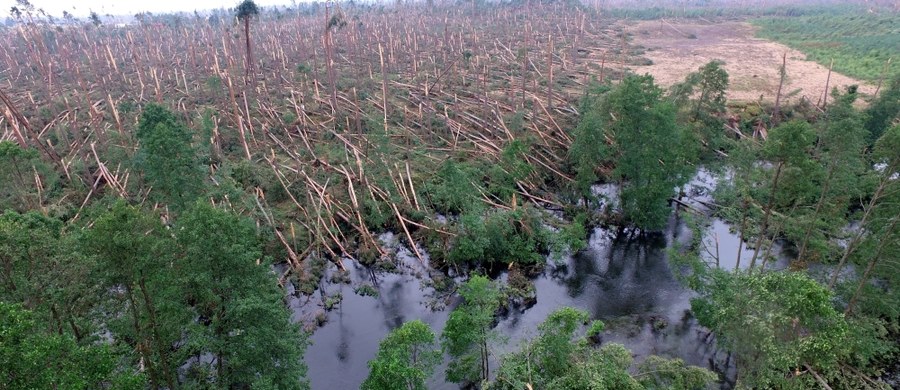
[
  {"x1": 1, "y1": 0, "x2": 296, "y2": 19},
  {"x1": 3, "y1": 0, "x2": 889, "y2": 19}
]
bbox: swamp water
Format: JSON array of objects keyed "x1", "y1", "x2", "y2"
[{"x1": 297, "y1": 170, "x2": 789, "y2": 389}]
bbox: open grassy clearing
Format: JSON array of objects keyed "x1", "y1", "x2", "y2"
[
  {"x1": 624, "y1": 19, "x2": 876, "y2": 104},
  {"x1": 752, "y1": 12, "x2": 899, "y2": 81}
]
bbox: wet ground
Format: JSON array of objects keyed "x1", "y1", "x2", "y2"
[{"x1": 299, "y1": 170, "x2": 788, "y2": 389}]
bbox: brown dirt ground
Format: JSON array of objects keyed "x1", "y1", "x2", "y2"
[{"x1": 623, "y1": 20, "x2": 875, "y2": 103}]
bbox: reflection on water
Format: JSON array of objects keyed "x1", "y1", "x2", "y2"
[{"x1": 301, "y1": 170, "x2": 769, "y2": 389}]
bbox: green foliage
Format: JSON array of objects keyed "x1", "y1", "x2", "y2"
[
  {"x1": 598, "y1": 75, "x2": 697, "y2": 230},
  {"x1": 0, "y1": 141, "x2": 57, "y2": 212},
  {"x1": 489, "y1": 307, "x2": 714, "y2": 390},
  {"x1": 442, "y1": 275, "x2": 502, "y2": 385},
  {"x1": 135, "y1": 104, "x2": 204, "y2": 210},
  {"x1": 362, "y1": 320, "x2": 441, "y2": 390},
  {"x1": 569, "y1": 83, "x2": 612, "y2": 199},
  {"x1": 636, "y1": 356, "x2": 718, "y2": 390},
  {"x1": 235, "y1": 0, "x2": 260, "y2": 20},
  {"x1": 762, "y1": 120, "x2": 819, "y2": 210},
  {"x1": 669, "y1": 61, "x2": 730, "y2": 156},
  {"x1": 571, "y1": 74, "x2": 699, "y2": 229},
  {"x1": 81, "y1": 201, "x2": 185, "y2": 389},
  {"x1": 0, "y1": 211, "x2": 99, "y2": 343},
  {"x1": 753, "y1": 12, "x2": 898, "y2": 80},
  {"x1": 790, "y1": 87, "x2": 868, "y2": 262},
  {"x1": 177, "y1": 202, "x2": 309, "y2": 389},
  {"x1": 863, "y1": 74, "x2": 900, "y2": 144},
  {"x1": 486, "y1": 140, "x2": 534, "y2": 202},
  {"x1": 692, "y1": 270, "x2": 852, "y2": 388},
  {"x1": 448, "y1": 207, "x2": 548, "y2": 266},
  {"x1": 0, "y1": 303, "x2": 144, "y2": 389},
  {"x1": 424, "y1": 160, "x2": 482, "y2": 215}
]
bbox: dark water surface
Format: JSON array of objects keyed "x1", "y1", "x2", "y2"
[{"x1": 300, "y1": 170, "x2": 782, "y2": 389}]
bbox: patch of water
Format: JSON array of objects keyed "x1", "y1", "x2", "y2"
[{"x1": 301, "y1": 169, "x2": 780, "y2": 389}]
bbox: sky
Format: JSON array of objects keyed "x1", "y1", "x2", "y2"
[{"x1": 1, "y1": 0, "x2": 296, "y2": 18}]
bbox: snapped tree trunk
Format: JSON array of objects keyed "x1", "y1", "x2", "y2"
[{"x1": 244, "y1": 17, "x2": 252, "y2": 83}]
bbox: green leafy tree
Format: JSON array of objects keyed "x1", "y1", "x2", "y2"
[
  {"x1": 441, "y1": 275, "x2": 502, "y2": 385},
  {"x1": 362, "y1": 320, "x2": 441, "y2": 390},
  {"x1": 0, "y1": 303, "x2": 144, "y2": 389},
  {"x1": 863, "y1": 74, "x2": 900, "y2": 144},
  {"x1": 135, "y1": 104, "x2": 204, "y2": 211},
  {"x1": 636, "y1": 356, "x2": 718, "y2": 390},
  {"x1": 489, "y1": 307, "x2": 714, "y2": 390},
  {"x1": 81, "y1": 201, "x2": 184, "y2": 389},
  {"x1": 177, "y1": 202, "x2": 308, "y2": 389},
  {"x1": 569, "y1": 83, "x2": 612, "y2": 202},
  {"x1": 794, "y1": 87, "x2": 868, "y2": 263},
  {"x1": 425, "y1": 160, "x2": 482, "y2": 215},
  {"x1": 692, "y1": 271, "x2": 851, "y2": 388},
  {"x1": 748, "y1": 120, "x2": 818, "y2": 269},
  {"x1": 829, "y1": 124, "x2": 900, "y2": 288},
  {"x1": 0, "y1": 211, "x2": 98, "y2": 341},
  {"x1": 670, "y1": 61, "x2": 730, "y2": 156},
  {"x1": 603, "y1": 75, "x2": 696, "y2": 230}
]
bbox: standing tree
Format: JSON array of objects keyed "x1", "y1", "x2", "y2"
[
  {"x1": 572, "y1": 75, "x2": 696, "y2": 230},
  {"x1": 362, "y1": 320, "x2": 441, "y2": 390},
  {"x1": 669, "y1": 61, "x2": 730, "y2": 156},
  {"x1": 135, "y1": 104, "x2": 204, "y2": 211},
  {"x1": 177, "y1": 202, "x2": 309, "y2": 389},
  {"x1": 690, "y1": 270, "x2": 885, "y2": 389},
  {"x1": 441, "y1": 275, "x2": 502, "y2": 385},
  {"x1": 489, "y1": 307, "x2": 714, "y2": 390},
  {"x1": 794, "y1": 87, "x2": 867, "y2": 263},
  {"x1": 81, "y1": 201, "x2": 184, "y2": 390},
  {"x1": 0, "y1": 303, "x2": 144, "y2": 389},
  {"x1": 0, "y1": 211, "x2": 97, "y2": 342},
  {"x1": 748, "y1": 120, "x2": 817, "y2": 269},
  {"x1": 863, "y1": 74, "x2": 900, "y2": 144},
  {"x1": 235, "y1": 0, "x2": 259, "y2": 83}
]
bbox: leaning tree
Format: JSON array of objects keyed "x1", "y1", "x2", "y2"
[{"x1": 235, "y1": 0, "x2": 259, "y2": 83}]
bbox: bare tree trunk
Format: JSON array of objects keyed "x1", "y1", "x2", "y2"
[
  {"x1": 244, "y1": 17, "x2": 253, "y2": 84},
  {"x1": 772, "y1": 52, "x2": 787, "y2": 124},
  {"x1": 872, "y1": 57, "x2": 892, "y2": 99},
  {"x1": 820, "y1": 58, "x2": 833, "y2": 109},
  {"x1": 547, "y1": 34, "x2": 553, "y2": 110}
]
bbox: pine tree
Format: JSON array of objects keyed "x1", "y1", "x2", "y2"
[
  {"x1": 177, "y1": 202, "x2": 308, "y2": 389},
  {"x1": 441, "y1": 275, "x2": 502, "y2": 385},
  {"x1": 135, "y1": 104, "x2": 204, "y2": 211},
  {"x1": 363, "y1": 320, "x2": 441, "y2": 390}
]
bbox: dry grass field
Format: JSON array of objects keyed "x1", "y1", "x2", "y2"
[{"x1": 624, "y1": 20, "x2": 875, "y2": 103}]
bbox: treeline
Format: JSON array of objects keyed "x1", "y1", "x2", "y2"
[{"x1": 602, "y1": 1, "x2": 876, "y2": 20}]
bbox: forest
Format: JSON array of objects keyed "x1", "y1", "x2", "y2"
[{"x1": 0, "y1": 0, "x2": 898, "y2": 388}]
